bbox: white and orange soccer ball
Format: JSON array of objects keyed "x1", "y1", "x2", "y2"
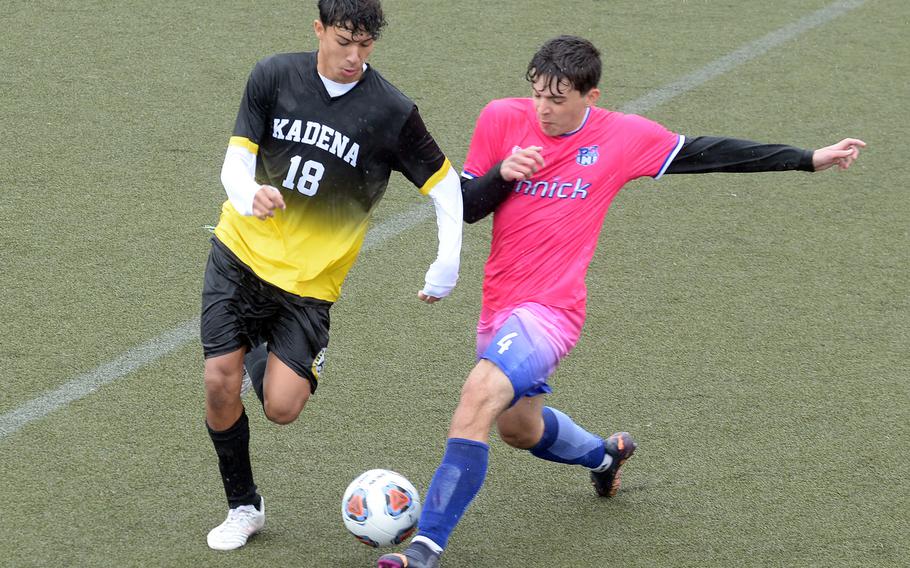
[{"x1": 341, "y1": 469, "x2": 422, "y2": 548}]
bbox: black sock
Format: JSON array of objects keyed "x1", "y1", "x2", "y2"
[
  {"x1": 244, "y1": 343, "x2": 268, "y2": 404},
  {"x1": 207, "y1": 409, "x2": 260, "y2": 509}
]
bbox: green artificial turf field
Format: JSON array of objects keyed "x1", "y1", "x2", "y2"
[{"x1": 1, "y1": 1, "x2": 907, "y2": 566}]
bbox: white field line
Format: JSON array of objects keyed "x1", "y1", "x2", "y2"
[
  {"x1": 0, "y1": 206, "x2": 433, "y2": 440},
  {"x1": 0, "y1": 0, "x2": 865, "y2": 441},
  {"x1": 619, "y1": 0, "x2": 866, "y2": 115}
]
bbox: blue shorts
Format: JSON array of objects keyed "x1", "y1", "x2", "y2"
[{"x1": 477, "y1": 304, "x2": 581, "y2": 406}]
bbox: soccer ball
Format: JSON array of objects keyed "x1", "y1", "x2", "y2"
[{"x1": 341, "y1": 469, "x2": 421, "y2": 548}]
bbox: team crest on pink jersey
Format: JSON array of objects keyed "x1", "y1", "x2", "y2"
[{"x1": 576, "y1": 145, "x2": 599, "y2": 166}]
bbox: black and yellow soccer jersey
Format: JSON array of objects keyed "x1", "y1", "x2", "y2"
[{"x1": 215, "y1": 51, "x2": 451, "y2": 302}]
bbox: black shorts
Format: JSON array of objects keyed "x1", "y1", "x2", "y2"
[{"x1": 200, "y1": 238, "x2": 331, "y2": 393}]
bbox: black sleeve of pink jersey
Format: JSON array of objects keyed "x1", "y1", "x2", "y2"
[
  {"x1": 232, "y1": 59, "x2": 277, "y2": 144},
  {"x1": 394, "y1": 107, "x2": 447, "y2": 188},
  {"x1": 461, "y1": 163, "x2": 512, "y2": 223},
  {"x1": 665, "y1": 136, "x2": 815, "y2": 174}
]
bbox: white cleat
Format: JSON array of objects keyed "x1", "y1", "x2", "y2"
[{"x1": 206, "y1": 497, "x2": 265, "y2": 550}]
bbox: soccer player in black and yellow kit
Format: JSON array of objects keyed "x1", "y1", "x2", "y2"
[{"x1": 201, "y1": 0, "x2": 462, "y2": 550}]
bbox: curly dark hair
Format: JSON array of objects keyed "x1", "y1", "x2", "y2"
[
  {"x1": 318, "y1": 0, "x2": 387, "y2": 39},
  {"x1": 526, "y1": 35, "x2": 602, "y2": 95}
]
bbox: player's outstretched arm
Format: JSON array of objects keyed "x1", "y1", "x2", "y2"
[
  {"x1": 811, "y1": 138, "x2": 866, "y2": 172},
  {"x1": 664, "y1": 136, "x2": 865, "y2": 175}
]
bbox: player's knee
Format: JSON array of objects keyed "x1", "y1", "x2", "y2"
[
  {"x1": 498, "y1": 423, "x2": 536, "y2": 449},
  {"x1": 203, "y1": 364, "x2": 242, "y2": 406},
  {"x1": 497, "y1": 422, "x2": 523, "y2": 447},
  {"x1": 263, "y1": 398, "x2": 306, "y2": 425},
  {"x1": 263, "y1": 406, "x2": 299, "y2": 425},
  {"x1": 453, "y1": 364, "x2": 513, "y2": 425},
  {"x1": 461, "y1": 368, "x2": 509, "y2": 411},
  {"x1": 500, "y1": 433, "x2": 534, "y2": 449},
  {"x1": 497, "y1": 414, "x2": 540, "y2": 449}
]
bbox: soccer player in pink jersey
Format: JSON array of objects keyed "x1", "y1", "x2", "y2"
[{"x1": 378, "y1": 35, "x2": 864, "y2": 568}]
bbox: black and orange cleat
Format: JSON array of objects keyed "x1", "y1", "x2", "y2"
[
  {"x1": 377, "y1": 541, "x2": 440, "y2": 568},
  {"x1": 590, "y1": 431, "x2": 637, "y2": 497}
]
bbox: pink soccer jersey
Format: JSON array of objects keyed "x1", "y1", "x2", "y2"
[{"x1": 463, "y1": 98, "x2": 684, "y2": 316}]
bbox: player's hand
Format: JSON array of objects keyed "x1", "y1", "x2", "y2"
[
  {"x1": 418, "y1": 281, "x2": 453, "y2": 304},
  {"x1": 812, "y1": 138, "x2": 866, "y2": 172},
  {"x1": 252, "y1": 186, "x2": 286, "y2": 219},
  {"x1": 417, "y1": 290, "x2": 442, "y2": 304},
  {"x1": 500, "y1": 146, "x2": 545, "y2": 181}
]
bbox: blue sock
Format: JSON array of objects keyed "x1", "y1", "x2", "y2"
[
  {"x1": 529, "y1": 407, "x2": 605, "y2": 468},
  {"x1": 416, "y1": 438, "x2": 489, "y2": 550}
]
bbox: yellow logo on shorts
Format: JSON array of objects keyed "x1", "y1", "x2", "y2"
[{"x1": 311, "y1": 348, "x2": 327, "y2": 380}]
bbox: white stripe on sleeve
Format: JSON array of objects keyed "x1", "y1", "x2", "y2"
[{"x1": 654, "y1": 134, "x2": 687, "y2": 180}]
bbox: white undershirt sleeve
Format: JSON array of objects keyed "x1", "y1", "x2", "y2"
[
  {"x1": 422, "y1": 165, "x2": 463, "y2": 298},
  {"x1": 220, "y1": 145, "x2": 262, "y2": 216}
]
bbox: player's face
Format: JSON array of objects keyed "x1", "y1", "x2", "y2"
[
  {"x1": 531, "y1": 76, "x2": 600, "y2": 137},
  {"x1": 314, "y1": 20, "x2": 376, "y2": 83}
]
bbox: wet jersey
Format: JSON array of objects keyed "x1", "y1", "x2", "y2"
[
  {"x1": 215, "y1": 51, "x2": 450, "y2": 301},
  {"x1": 462, "y1": 98, "x2": 683, "y2": 315}
]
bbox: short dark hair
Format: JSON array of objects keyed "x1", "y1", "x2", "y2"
[
  {"x1": 526, "y1": 35, "x2": 602, "y2": 95},
  {"x1": 318, "y1": 0, "x2": 387, "y2": 38}
]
